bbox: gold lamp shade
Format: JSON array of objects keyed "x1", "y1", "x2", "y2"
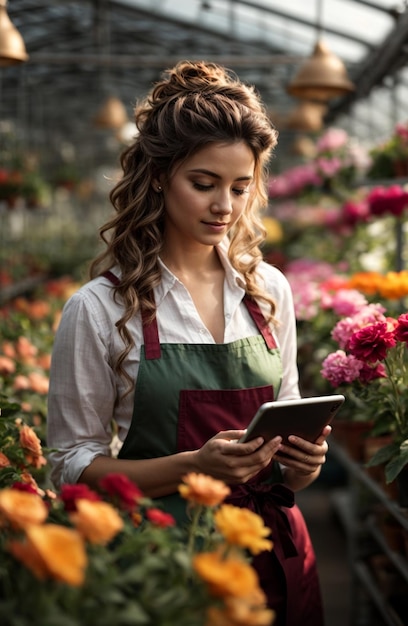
[
  {"x1": 0, "y1": 0, "x2": 28, "y2": 66},
  {"x1": 94, "y1": 96, "x2": 128, "y2": 130},
  {"x1": 287, "y1": 39, "x2": 354, "y2": 101},
  {"x1": 285, "y1": 100, "x2": 327, "y2": 132}
]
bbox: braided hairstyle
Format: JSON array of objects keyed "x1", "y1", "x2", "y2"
[{"x1": 90, "y1": 60, "x2": 279, "y2": 392}]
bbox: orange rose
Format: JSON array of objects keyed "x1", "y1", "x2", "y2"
[
  {"x1": 194, "y1": 551, "x2": 259, "y2": 598},
  {"x1": 70, "y1": 499, "x2": 124, "y2": 545},
  {"x1": 0, "y1": 452, "x2": 10, "y2": 468},
  {"x1": 25, "y1": 300, "x2": 51, "y2": 320},
  {"x1": 27, "y1": 371, "x2": 49, "y2": 394},
  {"x1": 0, "y1": 355, "x2": 15, "y2": 375},
  {"x1": 13, "y1": 374, "x2": 30, "y2": 391},
  {"x1": 36, "y1": 352, "x2": 52, "y2": 370},
  {"x1": 1, "y1": 341, "x2": 15, "y2": 358},
  {"x1": 9, "y1": 523, "x2": 87, "y2": 586},
  {"x1": 178, "y1": 473, "x2": 231, "y2": 507},
  {"x1": 15, "y1": 336, "x2": 38, "y2": 364},
  {"x1": 214, "y1": 505, "x2": 273, "y2": 555},
  {"x1": 19, "y1": 424, "x2": 42, "y2": 457},
  {"x1": 0, "y1": 489, "x2": 48, "y2": 528}
]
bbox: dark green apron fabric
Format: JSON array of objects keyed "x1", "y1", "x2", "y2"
[{"x1": 103, "y1": 271, "x2": 324, "y2": 626}]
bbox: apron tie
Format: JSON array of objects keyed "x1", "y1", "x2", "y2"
[{"x1": 227, "y1": 483, "x2": 298, "y2": 559}]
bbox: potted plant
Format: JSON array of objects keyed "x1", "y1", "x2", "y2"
[{"x1": 321, "y1": 306, "x2": 408, "y2": 491}]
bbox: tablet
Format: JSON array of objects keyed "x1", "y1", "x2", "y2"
[{"x1": 238, "y1": 395, "x2": 345, "y2": 444}]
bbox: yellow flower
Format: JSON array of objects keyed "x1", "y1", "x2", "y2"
[
  {"x1": 179, "y1": 473, "x2": 231, "y2": 507},
  {"x1": 0, "y1": 489, "x2": 48, "y2": 529},
  {"x1": 8, "y1": 523, "x2": 87, "y2": 586},
  {"x1": 262, "y1": 216, "x2": 283, "y2": 245},
  {"x1": 214, "y1": 504, "x2": 273, "y2": 555},
  {"x1": 193, "y1": 551, "x2": 259, "y2": 598},
  {"x1": 70, "y1": 499, "x2": 124, "y2": 545}
]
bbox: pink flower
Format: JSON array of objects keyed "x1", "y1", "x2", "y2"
[
  {"x1": 331, "y1": 304, "x2": 387, "y2": 349},
  {"x1": 330, "y1": 289, "x2": 368, "y2": 317},
  {"x1": 341, "y1": 200, "x2": 370, "y2": 226},
  {"x1": 348, "y1": 322, "x2": 396, "y2": 363},
  {"x1": 394, "y1": 313, "x2": 408, "y2": 343},
  {"x1": 316, "y1": 128, "x2": 348, "y2": 153},
  {"x1": 321, "y1": 350, "x2": 363, "y2": 387}
]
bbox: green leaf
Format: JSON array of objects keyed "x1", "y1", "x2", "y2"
[
  {"x1": 385, "y1": 447, "x2": 408, "y2": 483},
  {"x1": 365, "y1": 442, "x2": 399, "y2": 467}
]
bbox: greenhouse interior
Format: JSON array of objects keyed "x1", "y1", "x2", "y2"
[{"x1": 2, "y1": 1, "x2": 408, "y2": 625}]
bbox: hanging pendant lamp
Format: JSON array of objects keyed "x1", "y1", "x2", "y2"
[
  {"x1": 285, "y1": 99, "x2": 327, "y2": 132},
  {"x1": 0, "y1": 0, "x2": 28, "y2": 66},
  {"x1": 287, "y1": 39, "x2": 354, "y2": 101},
  {"x1": 93, "y1": 95, "x2": 128, "y2": 130}
]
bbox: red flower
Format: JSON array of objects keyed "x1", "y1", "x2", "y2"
[
  {"x1": 367, "y1": 185, "x2": 408, "y2": 218},
  {"x1": 394, "y1": 313, "x2": 408, "y2": 343},
  {"x1": 11, "y1": 482, "x2": 38, "y2": 495},
  {"x1": 358, "y1": 361, "x2": 387, "y2": 383},
  {"x1": 348, "y1": 321, "x2": 396, "y2": 362},
  {"x1": 146, "y1": 508, "x2": 176, "y2": 528},
  {"x1": 60, "y1": 484, "x2": 102, "y2": 512},
  {"x1": 99, "y1": 474, "x2": 143, "y2": 511}
]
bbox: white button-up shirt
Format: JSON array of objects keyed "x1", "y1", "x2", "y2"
[{"x1": 47, "y1": 243, "x2": 300, "y2": 488}]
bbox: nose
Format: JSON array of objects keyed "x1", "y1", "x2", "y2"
[{"x1": 210, "y1": 189, "x2": 233, "y2": 215}]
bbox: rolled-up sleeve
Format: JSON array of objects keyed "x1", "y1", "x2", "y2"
[{"x1": 47, "y1": 290, "x2": 117, "y2": 489}]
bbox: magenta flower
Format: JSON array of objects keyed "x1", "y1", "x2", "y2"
[
  {"x1": 358, "y1": 361, "x2": 386, "y2": 383},
  {"x1": 394, "y1": 313, "x2": 408, "y2": 343},
  {"x1": 367, "y1": 185, "x2": 408, "y2": 218},
  {"x1": 348, "y1": 322, "x2": 396, "y2": 363},
  {"x1": 321, "y1": 350, "x2": 363, "y2": 387}
]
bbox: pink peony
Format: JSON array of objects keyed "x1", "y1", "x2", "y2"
[{"x1": 321, "y1": 350, "x2": 363, "y2": 387}]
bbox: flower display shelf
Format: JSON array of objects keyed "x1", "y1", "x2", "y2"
[{"x1": 329, "y1": 439, "x2": 408, "y2": 626}]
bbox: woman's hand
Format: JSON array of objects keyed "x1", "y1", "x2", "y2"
[
  {"x1": 274, "y1": 425, "x2": 332, "y2": 491},
  {"x1": 195, "y1": 430, "x2": 282, "y2": 484}
]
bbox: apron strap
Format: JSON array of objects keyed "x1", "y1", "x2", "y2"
[
  {"x1": 243, "y1": 295, "x2": 277, "y2": 349},
  {"x1": 101, "y1": 270, "x2": 161, "y2": 360}
]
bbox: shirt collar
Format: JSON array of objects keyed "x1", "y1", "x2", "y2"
[{"x1": 156, "y1": 237, "x2": 246, "y2": 306}]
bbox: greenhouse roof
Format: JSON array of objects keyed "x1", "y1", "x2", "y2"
[{"x1": 3, "y1": 0, "x2": 408, "y2": 167}]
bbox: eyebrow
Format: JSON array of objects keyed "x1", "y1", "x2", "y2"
[{"x1": 188, "y1": 168, "x2": 253, "y2": 182}]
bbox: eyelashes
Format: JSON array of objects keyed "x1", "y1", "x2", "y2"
[{"x1": 193, "y1": 182, "x2": 249, "y2": 196}]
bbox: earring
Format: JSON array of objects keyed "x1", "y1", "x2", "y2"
[{"x1": 157, "y1": 185, "x2": 162, "y2": 192}]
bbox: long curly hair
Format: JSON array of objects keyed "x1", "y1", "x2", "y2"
[{"x1": 90, "y1": 60, "x2": 279, "y2": 391}]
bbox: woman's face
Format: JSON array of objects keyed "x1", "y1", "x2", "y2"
[{"x1": 159, "y1": 141, "x2": 255, "y2": 252}]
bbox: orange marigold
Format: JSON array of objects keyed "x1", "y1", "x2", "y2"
[
  {"x1": 179, "y1": 473, "x2": 231, "y2": 507},
  {"x1": 193, "y1": 551, "x2": 259, "y2": 598},
  {"x1": 8, "y1": 523, "x2": 87, "y2": 586},
  {"x1": 70, "y1": 499, "x2": 124, "y2": 545},
  {"x1": 377, "y1": 271, "x2": 408, "y2": 300},
  {"x1": 0, "y1": 489, "x2": 48, "y2": 528},
  {"x1": 214, "y1": 504, "x2": 273, "y2": 555},
  {"x1": 346, "y1": 271, "x2": 382, "y2": 295}
]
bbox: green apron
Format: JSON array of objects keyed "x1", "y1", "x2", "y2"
[{"x1": 104, "y1": 271, "x2": 324, "y2": 626}]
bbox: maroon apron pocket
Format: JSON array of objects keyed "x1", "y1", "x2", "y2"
[{"x1": 177, "y1": 384, "x2": 274, "y2": 452}]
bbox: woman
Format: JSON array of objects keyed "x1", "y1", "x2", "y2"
[{"x1": 47, "y1": 60, "x2": 329, "y2": 625}]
